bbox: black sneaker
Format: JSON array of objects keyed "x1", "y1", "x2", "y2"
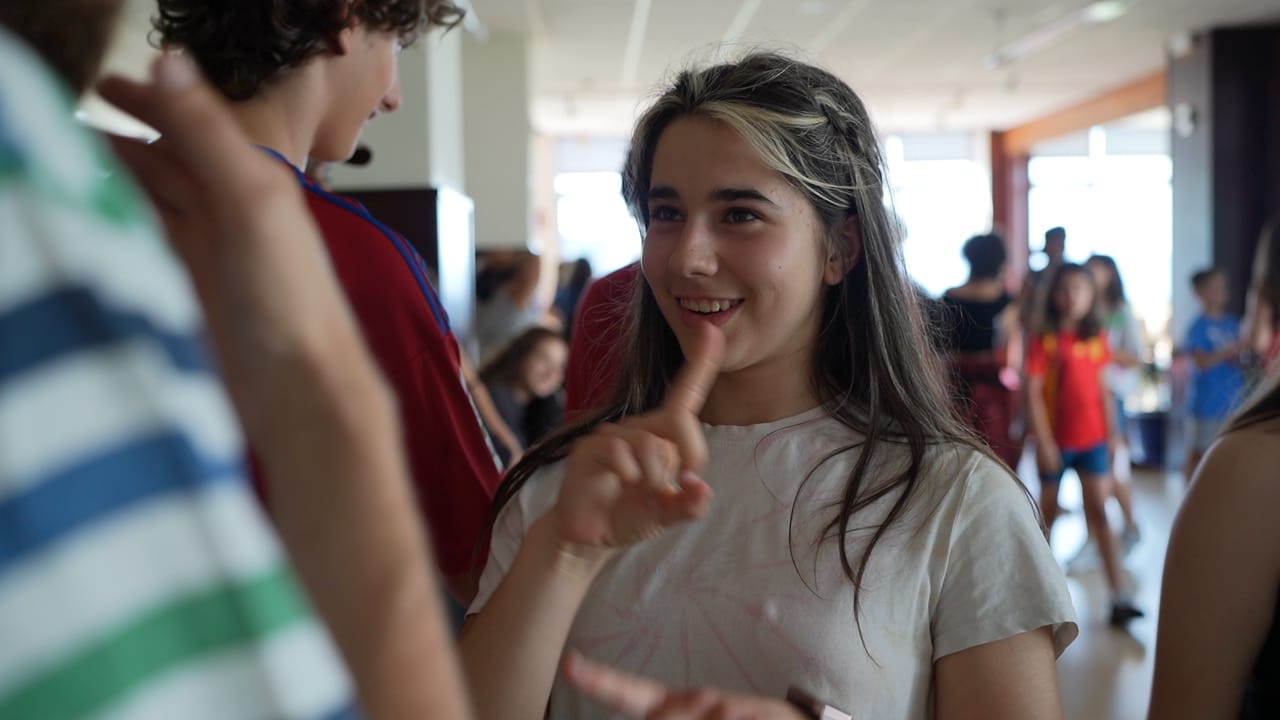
[{"x1": 1109, "y1": 601, "x2": 1145, "y2": 626}]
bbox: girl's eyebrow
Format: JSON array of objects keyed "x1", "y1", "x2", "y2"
[
  {"x1": 710, "y1": 187, "x2": 779, "y2": 208},
  {"x1": 648, "y1": 185, "x2": 779, "y2": 208}
]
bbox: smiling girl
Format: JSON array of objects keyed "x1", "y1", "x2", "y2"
[
  {"x1": 479, "y1": 326, "x2": 570, "y2": 462},
  {"x1": 460, "y1": 53, "x2": 1076, "y2": 719}
]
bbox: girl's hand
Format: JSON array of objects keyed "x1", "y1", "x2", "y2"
[
  {"x1": 552, "y1": 324, "x2": 724, "y2": 562},
  {"x1": 563, "y1": 653, "x2": 807, "y2": 720}
]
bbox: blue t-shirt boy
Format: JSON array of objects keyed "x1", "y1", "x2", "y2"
[{"x1": 1186, "y1": 314, "x2": 1246, "y2": 420}]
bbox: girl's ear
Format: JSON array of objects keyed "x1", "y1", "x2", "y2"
[{"x1": 824, "y1": 215, "x2": 863, "y2": 286}]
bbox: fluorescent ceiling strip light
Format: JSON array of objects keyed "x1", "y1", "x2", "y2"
[
  {"x1": 809, "y1": 0, "x2": 873, "y2": 54},
  {"x1": 619, "y1": 0, "x2": 654, "y2": 89},
  {"x1": 983, "y1": 0, "x2": 1132, "y2": 70},
  {"x1": 723, "y1": 0, "x2": 765, "y2": 43}
]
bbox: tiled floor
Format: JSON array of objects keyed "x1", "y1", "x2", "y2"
[{"x1": 1017, "y1": 461, "x2": 1188, "y2": 720}]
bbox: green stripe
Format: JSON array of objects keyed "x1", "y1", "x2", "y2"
[
  {"x1": 0, "y1": 565, "x2": 312, "y2": 719},
  {"x1": 0, "y1": 152, "x2": 21, "y2": 179}
]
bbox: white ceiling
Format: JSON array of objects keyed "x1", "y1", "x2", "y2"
[
  {"x1": 100, "y1": 0, "x2": 1280, "y2": 139},
  {"x1": 470, "y1": 0, "x2": 1280, "y2": 136}
]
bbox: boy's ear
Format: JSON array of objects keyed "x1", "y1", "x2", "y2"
[
  {"x1": 325, "y1": 23, "x2": 357, "y2": 56},
  {"x1": 824, "y1": 215, "x2": 863, "y2": 285}
]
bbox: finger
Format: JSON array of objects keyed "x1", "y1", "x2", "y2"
[
  {"x1": 648, "y1": 689, "x2": 721, "y2": 719},
  {"x1": 603, "y1": 425, "x2": 679, "y2": 494},
  {"x1": 655, "y1": 324, "x2": 723, "y2": 475},
  {"x1": 653, "y1": 472, "x2": 713, "y2": 525},
  {"x1": 667, "y1": 413, "x2": 709, "y2": 476},
  {"x1": 107, "y1": 134, "x2": 188, "y2": 212},
  {"x1": 662, "y1": 323, "x2": 725, "y2": 418},
  {"x1": 107, "y1": 135, "x2": 200, "y2": 256},
  {"x1": 563, "y1": 652, "x2": 668, "y2": 716},
  {"x1": 581, "y1": 432, "x2": 644, "y2": 485},
  {"x1": 97, "y1": 54, "x2": 285, "y2": 214}
]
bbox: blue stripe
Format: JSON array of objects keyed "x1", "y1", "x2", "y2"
[
  {"x1": 317, "y1": 699, "x2": 365, "y2": 720},
  {"x1": 254, "y1": 147, "x2": 451, "y2": 334},
  {"x1": 0, "y1": 72, "x2": 31, "y2": 174},
  {"x1": 0, "y1": 430, "x2": 242, "y2": 574},
  {"x1": 0, "y1": 99, "x2": 25, "y2": 172},
  {"x1": 309, "y1": 188, "x2": 451, "y2": 335},
  {"x1": 0, "y1": 286, "x2": 210, "y2": 384}
]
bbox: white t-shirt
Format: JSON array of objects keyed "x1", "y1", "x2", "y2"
[
  {"x1": 471, "y1": 407, "x2": 1078, "y2": 719},
  {"x1": 1104, "y1": 303, "x2": 1145, "y2": 400}
]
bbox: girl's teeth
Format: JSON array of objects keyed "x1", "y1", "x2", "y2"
[{"x1": 682, "y1": 299, "x2": 735, "y2": 313}]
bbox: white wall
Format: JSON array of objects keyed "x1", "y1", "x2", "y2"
[
  {"x1": 329, "y1": 30, "x2": 466, "y2": 191},
  {"x1": 462, "y1": 34, "x2": 531, "y2": 250}
]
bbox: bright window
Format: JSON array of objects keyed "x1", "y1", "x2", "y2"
[
  {"x1": 1028, "y1": 134, "x2": 1173, "y2": 345},
  {"x1": 554, "y1": 171, "x2": 641, "y2": 276},
  {"x1": 888, "y1": 135, "x2": 994, "y2": 297}
]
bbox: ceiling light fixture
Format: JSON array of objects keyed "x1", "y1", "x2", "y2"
[{"x1": 983, "y1": 0, "x2": 1134, "y2": 70}]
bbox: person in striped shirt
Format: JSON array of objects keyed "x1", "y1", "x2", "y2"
[{"x1": 0, "y1": 4, "x2": 471, "y2": 717}]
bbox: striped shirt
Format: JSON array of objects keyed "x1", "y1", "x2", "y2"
[{"x1": 0, "y1": 28, "x2": 358, "y2": 719}]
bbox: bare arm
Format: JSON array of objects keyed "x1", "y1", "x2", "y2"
[
  {"x1": 1113, "y1": 349, "x2": 1144, "y2": 368},
  {"x1": 1191, "y1": 346, "x2": 1241, "y2": 371},
  {"x1": 458, "y1": 351, "x2": 524, "y2": 466},
  {"x1": 1002, "y1": 305, "x2": 1025, "y2": 372},
  {"x1": 1100, "y1": 368, "x2": 1118, "y2": 444},
  {"x1": 1191, "y1": 336, "x2": 1245, "y2": 371},
  {"x1": 264, "y1": 329, "x2": 471, "y2": 720},
  {"x1": 935, "y1": 628, "x2": 1062, "y2": 720},
  {"x1": 1149, "y1": 428, "x2": 1280, "y2": 719},
  {"x1": 460, "y1": 516, "x2": 606, "y2": 720},
  {"x1": 461, "y1": 325, "x2": 724, "y2": 720},
  {"x1": 560, "y1": 626, "x2": 1064, "y2": 719},
  {"x1": 101, "y1": 57, "x2": 472, "y2": 720},
  {"x1": 1026, "y1": 376, "x2": 1059, "y2": 467},
  {"x1": 1112, "y1": 307, "x2": 1146, "y2": 369}
]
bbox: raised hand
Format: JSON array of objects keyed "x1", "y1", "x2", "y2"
[
  {"x1": 98, "y1": 53, "x2": 367, "y2": 441},
  {"x1": 97, "y1": 53, "x2": 475, "y2": 720},
  {"x1": 552, "y1": 322, "x2": 725, "y2": 559},
  {"x1": 563, "y1": 653, "x2": 806, "y2": 720}
]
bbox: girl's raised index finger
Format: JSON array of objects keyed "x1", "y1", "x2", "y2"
[{"x1": 662, "y1": 323, "x2": 724, "y2": 418}]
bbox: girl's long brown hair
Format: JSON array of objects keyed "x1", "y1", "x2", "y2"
[{"x1": 485, "y1": 52, "x2": 1031, "y2": 637}]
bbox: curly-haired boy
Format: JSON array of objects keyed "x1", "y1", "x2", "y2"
[{"x1": 155, "y1": 0, "x2": 501, "y2": 603}]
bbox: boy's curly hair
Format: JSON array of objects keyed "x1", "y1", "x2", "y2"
[
  {"x1": 153, "y1": 0, "x2": 463, "y2": 100},
  {"x1": 0, "y1": 0, "x2": 126, "y2": 94}
]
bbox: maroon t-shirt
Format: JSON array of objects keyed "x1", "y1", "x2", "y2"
[
  {"x1": 565, "y1": 263, "x2": 639, "y2": 419},
  {"x1": 268, "y1": 153, "x2": 501, "y2": 578}
]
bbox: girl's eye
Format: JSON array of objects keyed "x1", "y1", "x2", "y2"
[
  {"x1": 726, "y1": 208, "x2": 759, "y2": 223},
  {"x1": 651, "y1": 206, "x2": 681, "y2": 222}
]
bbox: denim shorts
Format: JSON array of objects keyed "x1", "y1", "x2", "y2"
[{"x1": 1040, "y1": 442, "x2": 1109, "y2": 485}]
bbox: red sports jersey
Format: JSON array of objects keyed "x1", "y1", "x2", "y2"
[
  {"x1": 565, "y1": 263, "x2": 639, "y2": 419},
  {"x1": 1026, "y1": 331, "x2": 1111, "y2": 451},
  {"x1": 267, "y1": 150, "x2": 501, "y2": 579}
]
